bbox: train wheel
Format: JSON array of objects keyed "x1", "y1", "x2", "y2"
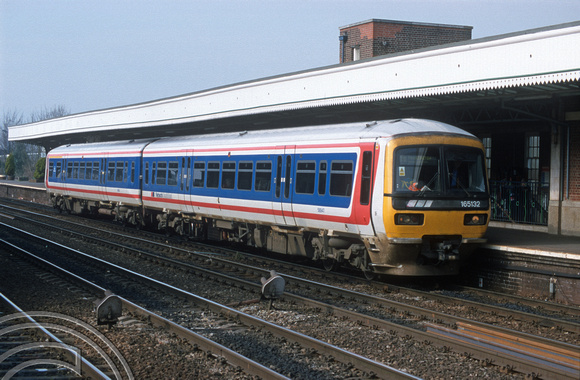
[
  {"x1": 361, "y1": 253, "x2": 375, "y2": 280},
  {"x1": 322, "y1": 258, "x2": 337, "y2": 272},
  {"x1": 362, "y1": 268, "x2": 375, "y2": 280}
]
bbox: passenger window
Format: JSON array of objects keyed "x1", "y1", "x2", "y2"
[
  {"x1": 116, "y1": 161, "x2": 125, "y2": 182},
  {"x1": 360, "y1": 151, "x2": 372, "y2": 205},
  {"x1": 81, "y1": 162, "x2": 87, "y2": 180},
  {"x1": 81, "y1": 161, "x2": 93, "y2": 179},
  {"x1": 144, "y1": 162, "x2": 149, "y2": 184},
  {"x1": 168, "y1": 161, "x2": 178, "y2": 186},
  {"x1": 193, "y1": 162, "x2": 206, "y2": 187},
  {"x1": 107, "y1": 161, "x2": 115, "y2": 181},
  {"x1": 318, "y1": 161, "x2": 327, "y2": 195},
  {"x1": 92, "y1": 161, "x2": 99, "y2": 181},
  {"x1": 156, "y1": 162, "x2": 167, "y2": 185},
  {"x1": 330, "y1": 161, "x2": 354, "y2": 197},
  {"x1": 207, "y1": 162, "x2": 220, "y2": 188},
  {"x1": 255, "y1": 161, "x2": 272, "y2": 192},
  {"x1": 72, "y1": 161, "x2": 79, "y2": 179},
  {"x1": 67, "y1": 162, "x2": 73, "y2": 179},
  {"x1": 56, "y1": 162, "x2": 62, "y2": 178},
  {"x1": 222, "y1": 162, "x2": 235, "y2": 189},
  {"x1": 86, "y1": 162, "x2": 93, "y2": 180},
  {"x1": 295, "y1": 161, "x2": 315, "y2": 194},
  {"x1": 238, "y1": 162, "x2": 253, "y2": 191}
]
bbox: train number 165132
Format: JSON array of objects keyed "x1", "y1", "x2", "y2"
[{"x1": 461, "y1": 201, "x2": 481, "y2": 208}]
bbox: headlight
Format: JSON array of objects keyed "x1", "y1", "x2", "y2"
[
  {"x1": 464, "y1": 214, "x2": 487, "y2": 225},
  {"x1": 395, "y1": 214, "x2": 424, "y2": 225}
]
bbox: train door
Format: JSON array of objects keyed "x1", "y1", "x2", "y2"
[
  {"x1": 50, "y1": 157, "x2": 67, "y2": 191},
  {"x1": 179, "y1": 151, "x2": 194, "y2": 214},
  {"x1": 99, "y1": 156, "x2": 109, "y2": 200},
  {"x1": 64, "y1": 158, "x2": 72, "y2": 192},
  {"x1": 356, "y1": 147, "x2": 377, "y2": 235},
  {"x1": 272, "y1": 146, "x2": 296, "y2": 226}
]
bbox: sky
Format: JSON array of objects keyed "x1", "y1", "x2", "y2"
[{"x1": 1, "y1": 0, "x2": 579, "y2": 120}]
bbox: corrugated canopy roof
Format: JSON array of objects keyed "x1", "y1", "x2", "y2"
[{"x1": 9, "y1": 21, "x2": 580, "y2": 149}]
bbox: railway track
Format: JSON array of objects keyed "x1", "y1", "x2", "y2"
[
  {"x1": 1, "y1": 200, "x2": 579, "y2": 378},
  {"x1": 3, "y1": 202, "x2": 576, "y2": 335},
  {"x1": 0, "y1": 246, "x2": 291, "y2": 380},
  {"x1": 0, "y1": 293, "x2": 110, "y2": 379},
  {"x1": 2, "y1": 201, "x2": 577, "y2": 324},
  {"x1": 1, "y1": 224, "x2": 417, "y2": 379},
  {"x1": 427, "y1": 322, "x2": 579, "y2": 378}
]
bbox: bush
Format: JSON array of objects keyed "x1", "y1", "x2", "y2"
[
  {"x1": 5, "y1": 154, "x2": 15, "y2": 177},
  {"x1": 34, "y1": 157, "x2": 46, "y2": 181}
]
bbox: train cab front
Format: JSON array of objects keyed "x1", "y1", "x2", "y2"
[{"x1": 371, "y1": 134, "x2": 490, "y2": 276}]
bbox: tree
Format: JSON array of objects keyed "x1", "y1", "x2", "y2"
[
  {"x1": 1, "y1": 105, "x2": 69, "y2": 178},
  {"x1": 5, "y1": 154, "x2": 15, "y2": 177},
  {"x1": 11, "y1": 142, "x2": 31, "y2": 178},
  {"x1": 29, "y1": 105, "x2": 69, "y2": 123},
  {"x1": 34, "y1": 157, "x2": 46, "y2": 181},
  {"x1": 1, "y1": 109, "x2": 23, "y2": 156}
]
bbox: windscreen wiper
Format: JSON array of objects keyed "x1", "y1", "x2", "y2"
[
  {"x1": 454, "y1": 177, "x2": 471, "y2": 197},
  {"x1": 417, "y1": 172, "x2": 439, "y2": 196},
  {"x1": 449, "y1": 162, "x2": 471, "y2": 197}
]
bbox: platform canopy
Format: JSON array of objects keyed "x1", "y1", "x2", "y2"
[{"x1": 9, "y1": 21, "x2": 580, "y2": 150}]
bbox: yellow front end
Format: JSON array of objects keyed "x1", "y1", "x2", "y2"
[{"x1": 370, "y1": 134, "x2": 490, "y2": 276}]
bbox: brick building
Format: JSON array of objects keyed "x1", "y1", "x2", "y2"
[
  {"x1": 339, "y1": 19, "x2": 472, "y2": 63},
  {"x1": 567, "y1": 125, "x2": 580, "y2": 201}
]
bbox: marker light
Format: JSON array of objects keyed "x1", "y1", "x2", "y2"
[
  {"x1": 395, "y1": 214, "x2": 424, "y2": 225},
  {"x1": 464, "y1": 214, "x2": 487, "y2": 225}
]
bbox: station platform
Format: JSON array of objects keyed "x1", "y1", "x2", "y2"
[
  {"x1": 484, "y1": 226, "x2": 580, "y2": 259},
  {"x1": 0, "y1": 179, "x2": 46, "y2": 189},
  {"x1": 0, "y1": 179, "x2": 49, "y2": 206}
]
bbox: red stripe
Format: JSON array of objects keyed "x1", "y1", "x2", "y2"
[
  {"x1": 48, "y1": 185, "x2": 363, "y2": 224},
  {"x1": 142, "y1": 196, "x2": 357, "y2": 224},
  {"x1": 47, "y1": 184, "x2": 140, "y2": 200}
]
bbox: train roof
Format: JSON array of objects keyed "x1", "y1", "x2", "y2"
[
  {"x1": 48, "y1": 138, "x2": 155, "y2": 155},
  {"x1": 48, "y1": 119, "x2": 476, "y2": 155},
  {"x1": 144, "y1": 119, "x2": 474, "y2": 150}
]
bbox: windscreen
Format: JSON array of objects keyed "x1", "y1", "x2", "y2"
[{"x1": 395, "y1": 145, "x2": 487, "y2": 196}]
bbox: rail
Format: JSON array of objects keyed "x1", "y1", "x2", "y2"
[
  {"x1": 3, "y1": 202, "x2": 579, "y2": 378},
  {"x1": 0, "y1": 238, "x2": 290, "y2": 380},
  {"x1": 427, "y1": 322, "x2": 580, "y2": 379},
  {"x1": 2, "y1": 223, "x2": 418, "y2": 380},
  {"x1": 0, "y1": 292, "x2": 112, "y2": 380}
]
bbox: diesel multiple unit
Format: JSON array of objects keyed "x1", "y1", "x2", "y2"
[{"x1": 46, "y1": 119, "x2": 490, "y2": 277}]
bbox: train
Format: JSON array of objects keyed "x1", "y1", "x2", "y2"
[{"x1": 45, "y1": 119, "x2": 490, "y2": 277}]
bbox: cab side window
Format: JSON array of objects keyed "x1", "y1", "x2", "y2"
[{"x1": 330, "y1": 161, "x2": 354, "y2": 197}]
